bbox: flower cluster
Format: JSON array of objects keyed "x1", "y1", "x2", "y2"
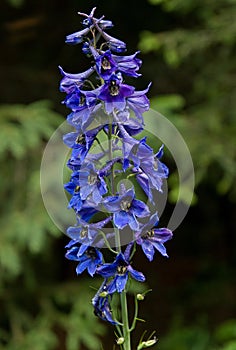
[{"x1": 60, "y1": 7, "x2": 173, "y2": 330}]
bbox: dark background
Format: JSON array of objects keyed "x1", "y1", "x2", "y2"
[{"x1": 0, "y1": 0, "x2": 236, "y2": 349}]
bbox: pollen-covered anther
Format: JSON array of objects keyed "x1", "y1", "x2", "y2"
[
  {"x1": 75, "y1": 185, "x2": 80, "y2": 192},
  {"x1": 102, "y1": 57, "x2": 111, "y2": 70},
  {"x1": 88, "y1": 173, "x2": 98, "y2": 185},
  {"x1": 108, "y1": 80, "x2": 119, "y2": 96},
  {"x1": 120, "y1": 200, "x2": 131, "y2": 211},
  {"x1": 80, "y1": 228, "x2": 88, "y2": 238},
  {"x1": 79, "y1": 95, "x2": 86, "y2": 106},
  {"x1": 117, "y1": 265, "x2": 128, "y2": 275},
  {"x1": 142, "y1": 229, "x2": 155, "y2": 239},
  {"x1": 75, "y1": 134, "x2": 86, "y2": 144}
]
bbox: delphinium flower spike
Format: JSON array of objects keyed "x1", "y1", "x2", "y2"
[{"x1": 60, "y1": 8, "x2": 173, "y2": 350}]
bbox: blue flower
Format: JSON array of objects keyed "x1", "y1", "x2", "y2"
[
  {"x1": 97, "y1": 74, "x2": 135, "y2": 114},
  {"x1": 65, "y1": 27, "x2": 91, "y2": 45},
  {"x1": 127, "y1": 83, "x2": 151, "y2": 120},
  {"x1": 78, "y1": 162, "x2": 107, "y2": 204},
  {"x1": 91, "y1": 48, "x2": 142, "y2": 80},
  {"x1": 135, "y1": 213, "x2": 173, "y2": 261},
  {"x1": 111, "y1": 51, "x2": 141, "y2": 77},
  {"x1": 95, "y1": 26, "x2": 126, "y2": 53},
  {"x1": 64, "y1": 171, "x2": 83, "y2": 211},
  {"x1": 92, "y1": 280, "x2": 117, "y2": 325},
  {"x1": 63, "y1": 126, "x2": 103, "y2": 164},
  {"x1": 132, "y1": 143, "x2": 169, "y2": 201},
  {"x1": 103, "y1": 184, "x2": 150, "y2": 230},
  {"x1": 66, "y1": 216, "x2": 111, "y2": 247},
  {"x1": 97, "y1": 253, "x2": 145, "y2": 293},
  {"x1": 59, "y1": 66, "x2": 95, "y2": 94},
  {"x1": 65, "y1": 243, "x2": 103, "y2": 276}
]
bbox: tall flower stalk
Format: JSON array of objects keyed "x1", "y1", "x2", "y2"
[{"x1": 60, "y1": 8, "x2": 173, "y2": 350}]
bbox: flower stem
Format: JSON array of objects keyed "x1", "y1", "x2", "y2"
[
  {"x1": 120, "y1": 291, "x2": 131, "y2": 350},
  {"x1": 108, "y1": 118, "x2": 131, "y2": 350}
]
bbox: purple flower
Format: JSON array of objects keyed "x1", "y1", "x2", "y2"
[
  {"x1": 103, "y1": 183, "x2": 150, "y2": 230},
  {"x1": 92, "y1": 280, "x2": 117, "y2": 325},
  {"x1": 94, "y1": 24, "x2": 126, "y2": 53},
  {"x1": 127, "y1": 83, "x2": 151, "y2": 120},
  {"x1": 63, "y1": 88, "x2": 88, "y2": 112},
  {"x1": 66, "y1": 216, "x2": 111, "y2": 247},
  {"x1": 63, "y1": 126, "x2": 103, "y2": 164},
  {"x1": 132, "y1": 143, "x2": 169, "y2": 201},
  {"x1": 59, "y1": 66, "x2": 95, "y2": 94},
  {"x1": 65, "y1": 27, "x2": 91, "y2": 45},
  {"x1": 97, "y1": 253, "x2": 145, "y2": 293},
  {"x1": 78, "y1": 162, "x2": 108, "y2": 204},
  {"x1": 65, "y1": 243, "x2": 103, "y2": 276},
  {"x1": 135, "y1": 213, "x2": 173, "y2": 261},
  {"x1": 97, "y1": 74, "x2": 135, "y2": 114},
  {"x1": 112, "y1": 51, "x2": 141, "y2": 77},
  {"x1": 91, "y1": 48, "x2": 141, "y2": 80},
  {"x1": 64, "y1": 171, "x2": 82, "y2": 211}
]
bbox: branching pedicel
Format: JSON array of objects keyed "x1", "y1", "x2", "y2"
[{"x1": 60, "y1": 8, "x2": 173, "y2": 350}]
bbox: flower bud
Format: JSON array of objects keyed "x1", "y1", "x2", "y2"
[
  {"x1": 137, "y1": 293, "x2": 145, "y2": 301},
  {"x1": 117, "y1": 337, "x2": 125, "y2": 345},
  {"x1": 137, "y1": 337, "x2": 157, "y2": 349}
]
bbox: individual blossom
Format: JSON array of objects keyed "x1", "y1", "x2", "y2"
[
  {"x1": 97, "y1": 74, "x2": 135, "y2": 114},
  {"x1": 66, "y1": 216, "x2": 111, "y2": 247},
  {"x1": 90, "y1": 47, "x2": 141, "y2": 80},
  {"x1": 126, "y1": 83, "x2": 151, "y2": 120},
  {"x1": 65, "y1": 242, "x2": 103, "y2": 276},
  {"x1": 92, "y1": 279, "x2": 117, "y2": 325},
  {"x1": 64, "y1": 171, "x2": 82, "y2": 211},
  {"x1": 59, "y1": 65, "x2": 95, "y2": 94},
  {"x1": 135, "y1": 213, "x2": 173, "y2": 261},
  {"x1": 97, "y1": 252, "x2": 145, "y2": 293},
  {"x1": 63, "y1": 125, "x2": 102, "y2": 162},
  {"x1": 103, "y1": 183, "x2": 150, "y2": 230},
  {"x1": 131, "y1": 142, "x2": 169, "y2": 201},
  {"x1": 78, "y1": 162, "x2": 108, "y2": 204}
]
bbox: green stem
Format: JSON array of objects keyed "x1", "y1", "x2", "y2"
[
  {"x1": 107, "y1": 118, "x2": 131, "y2": 350},
  {"x1": 120, "y1": 291, "x2": 131, "y2": 350}
]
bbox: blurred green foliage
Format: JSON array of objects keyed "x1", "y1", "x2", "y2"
[
  {"x1": 158, "y1": 318, "x2": 236, "y2": 350},
  {"x1": 139, "y1": 0, "x2": 236, "y2": 200},
  {"x1": 0, "y1": 101, "x2": 106, "y2": 349}
]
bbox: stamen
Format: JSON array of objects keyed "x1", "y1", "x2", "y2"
[
  {"x1": 80, "y1": 228, "x2": 88, "y2": 238},
  {"x1": 117, "y1": 265, "x2": 127, "y2": 275},
  {"x1": 88, "y1": 173, "x2": 98, "y2": 185},
  {"x1": 109, "y1": 80, "x2": 119, "y2": 96},
  {"x1": 76, "y1": 134, "x2": 86, "y2": 144},
  {"x1": 120, "y1": 200, "x2": 131, "y2": 211},
  {"x1": 102, "y1": 57, "x2": 111, "y2": 70}
]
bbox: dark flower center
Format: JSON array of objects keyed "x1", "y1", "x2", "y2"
[
  {"x1": 88, "y1": 173, "x2": 98, "y2": 185},
  {"x1": 120, "y1": 200, "x2": 131, "y2": 211},
  {"x1": 102, "y1": 57, "x2": 111, "y2": 70},
  {"x1": 86, "y1": 247, "x2": 97, "y2": 258},
  {"x1": 76, "y1": 134, "x2": 86, "y2": 144},
  {"x1": 75, "y1": 185, "x2": 80, "y2": 193},
  {"x1": 143, "y1": 229, "x2": 155, "y2": 239},
  {"x1": 109, "y1": 80, "x2": 119, "y2": 96},
  {"x1": 153, "y1": 159, "x2": 158, "y2": 170},
  {"x1": 117, "y1": 265, "x2": 128, "y2": 275},
  {"x1": 79, "y1": 94, "x2": 86, "y2": 107},
  {"x1": 80, "y1": 228, "x2": 88, "y2": 238}
]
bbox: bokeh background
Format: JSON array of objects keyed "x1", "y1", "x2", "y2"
[{"x1": 0, "y1": 0, "x2": 236, "y2": 349}]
